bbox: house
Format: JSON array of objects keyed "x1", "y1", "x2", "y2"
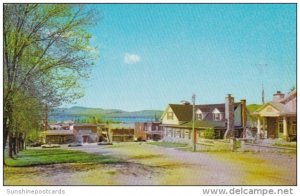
[
  {"x1": 42, "y1": 130, "x2": 75, "y2": 144},
  {"x1": 109, "y1": 123, "x2": 135, "y2": 142},
  {"x1": 73, "y1": 124, "x2": 98, "y2": 143},
  {"x1": 144, "y1": 122, "x2": 163, "y2": 141},
  {"x1": 252, "y1": 90, "x2": 296, "y2": 141},
  {"x1": 160, "y1": 94, "x2": 251, "y2": 143},
  {"x1": 134, "y1": 122, "x2": 147, "y2": 141},
  {"x1": 134, "y1": 122, "x2": 163, "y2": 141}
]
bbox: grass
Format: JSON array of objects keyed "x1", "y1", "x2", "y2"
[
  {"x1": 4, "y1": 148, "x2": 121, "y2": 167},
  {"x1": 147, "y1": 141, "x2": 188, "y2": 148},
  {"x1": 4, "y1": 143, "x2": 296, "y2": 185}
]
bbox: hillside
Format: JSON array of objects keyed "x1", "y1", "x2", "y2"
[
  {"x1": 247, "y1": 104, "x2": 262, "y2": 113},
  {"x1": 49, "y1": 106, "x2": 163, "y2": 122}
]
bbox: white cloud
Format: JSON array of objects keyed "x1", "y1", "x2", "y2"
[{"x1": 124, "y1": 53, "x2": 141, "y2": 64}]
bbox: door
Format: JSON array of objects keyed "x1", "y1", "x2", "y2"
[
  {"x1": 82, "y1": 135, "x2": 89, "y2": 143},
  {"x1": 267, "y1": 117, "x2": 277, "y2": 138}
]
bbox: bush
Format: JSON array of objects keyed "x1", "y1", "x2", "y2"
[{"x1": 203, "y1": 128, "x2": 215, "y2": 139}]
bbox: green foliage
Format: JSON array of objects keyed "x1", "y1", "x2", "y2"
[
  {"x1": 5, "y1": 149, "x2": 120, "y2": 167},
  {"x1": 78, "y1": 115, "x2": 103, "y2": 123},
  {"x1": 26, "y1": 129, "x2": 41, "y2": 142},
  {"x1": 203, "y1": 128, "x2": 215, "y2": 139},
  {"x1": 9, "y1": 90, "x2": 43, "y2": 138},
  {"x1": 3, "y1": 4, "x2": 98, "y2": 149},
  {"x1": 247, "y1": 104, "x2": 262, "y2": 113}
]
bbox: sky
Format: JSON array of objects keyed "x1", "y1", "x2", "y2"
[{"x1": 70, "y1": 4, "x2": 296, "y2": 111}]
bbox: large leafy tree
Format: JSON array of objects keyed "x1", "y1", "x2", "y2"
[{"x1": 3, "y1": 4, "x2": 97, "y2": 156}]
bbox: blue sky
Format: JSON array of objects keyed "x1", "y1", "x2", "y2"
[{"x1": 72, "y1": 4, "x2": 296, "y2": 111}]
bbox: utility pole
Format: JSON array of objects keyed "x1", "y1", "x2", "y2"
[
  {"x1": 44, "y1": 104, "x2": 48, "y2": 131},
  {"x1": 192, "y1": 94, "x2": 196, "y2": 152}
]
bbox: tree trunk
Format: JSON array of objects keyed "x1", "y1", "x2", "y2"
[
  {"x1": 16, "y1": 133, "x2": 20, "y2": 153},
  {"x1": 23, "y1": 133, "x2": 26, "y2": 150},
  {"x1": 8, "y1": 134, "x2": 13, "y2": 158},
  {"x1": 19, "y1": 134, "x2": 24, "y2": 151},
  {"x1": 4, "y1": 96, "x2": 13, "y2": 157},
  {"x1": 3, "y1": 122, "x2": 8, "y2": 153},
  {"x1": 12, "y1": 134, "x2": 17, "y2": 156}
]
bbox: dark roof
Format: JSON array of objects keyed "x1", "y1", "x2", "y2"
[
  {"x1": 169, "y1": 103, "x2": 240, "y2": 122},
  {"x1": 169, "y1": 104, "x2": 193, "y2": 121},
  {"x1": 44, "y1": 130, "x2": 74, "y2": 135},
  {"x1": 181, "y1": 120, "x2": 226, "y2": 129}
]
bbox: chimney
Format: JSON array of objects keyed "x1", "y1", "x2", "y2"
[
  {"x1": 272, "y1": 91, "x2": 285, "y2": 103},
  {"x1": 224, "y1": 94, "x2": 235, "y2": 138},
  {"x1": 240, "y1": 99, "x2": 247, "y2": 128}
]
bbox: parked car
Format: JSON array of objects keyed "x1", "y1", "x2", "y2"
[
  {"x1": 27, "y1": 142, "x2": 42, "y2": 147},
  {"x1": 68, "y1": 142, "x2": 83, "y2": 147},
  {"x1": 41, "y1": 144, "x2": 61, "y2": 148}
]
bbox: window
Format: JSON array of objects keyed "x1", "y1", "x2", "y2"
[
  {"x1": 167, "y1": 112, "x2": 174, "y2": 120},
  {"x1": 291, "y1": 121, "x2": 296, "y2": 135},
  {"x1": 196, "y1": 109, "x2": 203, "y2": 120},
  {"x1": 176, "y1": 129, "x2": 181, "y2": 138},
  {"x1": 184, "y1": 130, "x2": 190, "y2": 139},
  {"x1": 213, "y1": 113, "x2": 221, "y2": 121},
  {"x1": 196, "y1": 113, "x2": 202, "y2": 120},
  {"x1": 278, "y1": 120, "x2": 283, "y2": 133}
]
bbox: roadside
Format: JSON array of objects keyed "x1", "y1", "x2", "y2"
[
  {"x1": 67, "y1": 142, "x2": 296, "y2": 185},
  {"x1": 4, "y1": 142, "x2": 296, "y2": 185}
]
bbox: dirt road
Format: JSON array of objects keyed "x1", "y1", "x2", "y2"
[
  {"x1": 71, "y1": 143, "x2": 296, "y2": 185},
  {"x1": 4, "y1": 142, "x2": 296, "y2": 185}
]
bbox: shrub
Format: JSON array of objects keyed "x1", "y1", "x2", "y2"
[{"x1": 203, "y1": 128, "x2": 215, "y2": 139}]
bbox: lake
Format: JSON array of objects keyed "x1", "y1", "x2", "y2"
[{"x1": 49, "y1": 115, "x2": 156, "y2": 123}]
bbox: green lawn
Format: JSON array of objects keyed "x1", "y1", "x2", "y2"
[
  {"x1": 147, "y1": 141, "x2": 188, "y2": 148},
  {"x1": 5, "y1": 148, "x2": 120, "y2": 167}
]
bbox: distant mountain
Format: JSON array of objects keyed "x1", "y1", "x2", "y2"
[
  {"x1": 247, "y1": 104, "x2": 262, "y2": 113},
  {"x1": 49, "y1": 106, "x2": 163, "y2": 122}
]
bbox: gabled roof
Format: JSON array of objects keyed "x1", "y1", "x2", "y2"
[
  {"x1": 253, "y1": 90, "x2": 296, "y2": 116},
  {"x1": 253, "y1": 101, "x2": 295, "y2": 115},
  {"x1": 168, "y1": 103, "x2": 240, "y2": 122},
  {"x1": 168, "y1": 104, "x2": 193, "y2": 122},
  {"x1": 280, "y1": 89, "x2": 296, "y2": 104},
  {"x1": 254, "y1": 102, "x2": 281, "y2": 112}
]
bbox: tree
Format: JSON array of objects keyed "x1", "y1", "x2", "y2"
[
  {"x1": 4, "y1": 4, "x2": 97, "y2": 157},
  {"x1": 290, "y1": 85, "x2": 296, "y2": 92}
]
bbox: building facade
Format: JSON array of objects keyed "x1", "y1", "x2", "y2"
[
  {"x1": 42, "y1": 130, "x2": 75, "y2": 144},
  {"x1": 253, "y1": 90, "x2": 296, "y2": 141},
  {"x1": 161, "y1": 94, "x2": 252, "y2": 143},
  {"x1": 109, "y1": 123, "x2": 135, "y2": 142},
  {"x1": 135, "y1": 122, "x2": 163, "y2": 141},
  {"x1": 73, "y1": 124, "x2": 98, "y2": 143}
]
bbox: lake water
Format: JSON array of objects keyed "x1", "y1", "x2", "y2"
[
  {"x1": 49, "y1": 115, "x2": 156, "y2": 123},
  {"x1": 102, "y1": 117, "x2": 156, "y2": 123}
]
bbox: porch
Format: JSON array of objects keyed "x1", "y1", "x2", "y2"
[{"x1": 256, "y1": 116, "x2": 296, "y2": 141}]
